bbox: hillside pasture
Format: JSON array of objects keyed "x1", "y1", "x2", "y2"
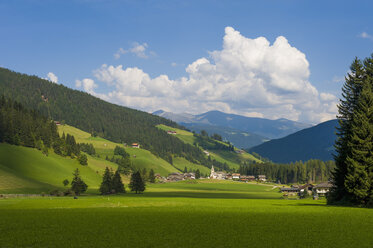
[
  {"x1": 0, "y1": 143, "x2": 116, "y2": 194},
  {"x1": 59, "y1": 125, "x2": 179, "y2": 176}
]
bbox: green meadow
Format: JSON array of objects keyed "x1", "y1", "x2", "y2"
[{"x1": 0, "y1": 181, "x2": 372, "y2": 248}]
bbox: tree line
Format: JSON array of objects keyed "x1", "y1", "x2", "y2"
[{"x1": 238, "y1": 159, "x2": 335, "y2": 184}]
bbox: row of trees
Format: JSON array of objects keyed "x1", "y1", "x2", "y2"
[
  {"x1": 330, "y1": 55, "x2": 373, "y2": 206},
  {"x1": 238, "y1": 160, "x2": 335, "y2": 184},
  {"x1": 99, "y1": 167, "x2": 146, "y2": 195},
  {"x1": 99, "y1": 167, "x2": 125, "y2": 194}
]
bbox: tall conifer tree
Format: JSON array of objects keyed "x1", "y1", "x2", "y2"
[
  {"x1": 112, "y1": 170, "x2": 125, "y2": 193},
  {"x1": 330, "y1": 58, "x2": 365, "y2": 203},
  {"x1": 99, "y1": 167, "x2": 113, "y2": 195},
  {"x1": 344, "y1": 82, "x2": 373, "y2": 204},
  {"x1": 330, "y1": 55, "x2": 373, "y2": 206}
]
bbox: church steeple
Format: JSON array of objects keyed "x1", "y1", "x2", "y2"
[{"x1": 210, "y1": 165, "x2": 215, "y2": 179}]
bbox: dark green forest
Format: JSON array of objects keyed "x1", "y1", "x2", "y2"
[
  {"x1": 0, "y1": 67, "x2": 209, "y2": 165},
  {"x1": 239, "y1": 160, "x2": 335, "y2": 184},
  {"x1": 0, "y1": 96, "x2": 83, "y2": 161}
]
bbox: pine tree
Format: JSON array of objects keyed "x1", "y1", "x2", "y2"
[
  {"x1": 149, "y1": 169, "x2": 155, "y2": 183},
  {"x1": 329, "y1": 58, "x2": 365, "y2": 203},
  {"x1": 99, "y1": 167, "x2": 113, "y2": 195},
  {"x1": 330, "y1": 55, "x2": 373, "y2": 206},
  {"x1": 112, "y1": 170, "x2": 125, "y2": 193},
  {"x1": 78, "y1": 154, "x2": 88, "y2": 165},
  {"x1": 71, "y1": 168, "x2": 88, "y2": 195},
  {"x1": 129, "y1": 171, "x2": 146, "y2": 194},
  {"x1": 344, "y1": 82, "x2": 373, "y2": 205},
  {"x1": 195, "y1": 169, "x2": 201, "y2": 179}
]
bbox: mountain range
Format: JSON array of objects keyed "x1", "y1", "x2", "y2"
[{"x1": 153, "y1": 110, "x2": 312, "y2": 148}]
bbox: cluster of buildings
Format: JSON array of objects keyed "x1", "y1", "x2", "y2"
[
  {"x1": 164, "y1": 172, "x2": 196, "y2": 182},
  {"x1": 210, "y1": 166, "x2": 267, "y2": 182},
  {"x1": 280, "y1": 182, "x2": 333, "y2": 198},
  {"x1": 164, "y1": 166, "x2": 267, "y2": 182}
]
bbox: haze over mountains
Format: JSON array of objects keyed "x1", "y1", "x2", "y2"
[{"x1": 153, "y1": 110, "x2": 312, "y2": 148}]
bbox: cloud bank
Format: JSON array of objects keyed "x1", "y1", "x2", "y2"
[{"x1": 78, "y1": 27, "x2": 338, "y2": 124}]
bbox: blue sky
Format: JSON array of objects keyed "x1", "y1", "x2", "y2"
[{"x1": 1, "y1": 0, "x2": 373, "y2": 124}]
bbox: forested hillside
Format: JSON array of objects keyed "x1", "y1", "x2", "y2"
[
  {"x1": 249, "y1": 119, "x2": 338, "y2": 163},
  {"x1": 239, "y1": 160, "x2": 335, "y2": 184},
  {"x1": 0, "y1": 67, "x2": 207, "y2": 164}
]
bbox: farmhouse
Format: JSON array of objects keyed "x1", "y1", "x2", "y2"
[
  {"x1": 314, "y1": 182, "x2": 332, "y2": 197},
  {"x1": 131, "y1": 143, "x2": 140, "y2": 148},
  {"x1": 225, "y1": 174, "x2": 232, "y2": 180},
  {"x1": 167, "y1": 172, "x2": 184, "y2": 182},
  {"x1": 232, "y1": 173, "x2": 240, "y2": 180},
  {"x1": 280, "y1": 187, "x2": 300, "y2": 196},
  {"x1": 210, "y1": 166, "x2": 226, "y2": 180},
  {"x1": 247, "y1": 175, "x2": 256, "y2": 181},
  {"x1": 167, "y1": 130, "x2": 177, "y2": 135},
  {"x1": 258, "y1": 175, "x2": 267, "y2": 182},
  {"x1": 183, "y1": 172, "x2": 196, "y2": 180}
]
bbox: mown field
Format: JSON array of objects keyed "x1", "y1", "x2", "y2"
[{"x1": 0, "y1": 180, "x2": 372, "y2": 248}]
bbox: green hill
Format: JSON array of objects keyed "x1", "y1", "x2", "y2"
[
  {"x1": 58, "y1": 124, "x2": 210, "y2": 176},
  {"x1": 249, "y1": 119, "x2": 338, "y2": 163},
  {"x1": 0, "y1": 67, "x2": 207, "y2": 165},
  {"x1": 0, "y1": 123, "x2": 217, "y2": 194},
  {"x1": 0, "y1": 143, "x2": 113, "y2": 194}
]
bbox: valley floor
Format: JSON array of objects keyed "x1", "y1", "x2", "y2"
[{"x1": 0, "y1": 181, "x2": 372, "y2": 248}]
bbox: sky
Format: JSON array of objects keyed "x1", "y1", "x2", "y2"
[{"x1": 1, "y1": 0, "x2": 373, "y2": 124}]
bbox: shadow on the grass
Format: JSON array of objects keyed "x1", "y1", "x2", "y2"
[{"x1": 130, "y1": 191, "x2": 282, "y2": 200}]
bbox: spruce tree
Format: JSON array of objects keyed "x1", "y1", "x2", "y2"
[
  {"x1": 99, "y1": 167, "x2": 113, "y2": 195},
  {"x1": 112, "y1": 170, "x2": 125, "y2": 193},
  {"x1": 330, "y1": 55, "x2": 373, "y2": 206},
  {"x1": 344, "y1": 82, "x2": 373, "y2": 205},
  {"x1": 195, "y1": 169, "x2": 201, "y2": 179},
  {"x1": 71, "y1": 168, "x2": 88, "y2": 195},
  {"x1": 129, "y1": 171, "x2": 146, "y2": 194},
  {"x1": 149, "y1": 169, "x2": 155, "y2": 183},
  {"x1": 330, "y1": 58, "x2": 365, "y2": 203}
]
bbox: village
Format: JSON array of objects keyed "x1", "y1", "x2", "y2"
[{"x1": 158, "y1": 166, "x2": 332, "y2": 199}]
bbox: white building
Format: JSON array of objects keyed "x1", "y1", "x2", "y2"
[{"x1": 210, "y1": 166, "x2": 226, "y2": 180}]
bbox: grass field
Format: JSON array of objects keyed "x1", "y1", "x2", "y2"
[{"x1": 0, "y1": 181, "x2": 372, "y2": 248}]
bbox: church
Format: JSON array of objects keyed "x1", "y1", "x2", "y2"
[{"x1": 210, "y1": 166, "x2": 227, "y2": 180}]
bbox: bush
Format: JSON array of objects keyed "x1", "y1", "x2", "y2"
[
  {"x1": 49, "y1": 189, "x2": 64, "y2": 196},
  {"x1": 78, "y1": 154, "x2": 88, "y2": 165}
]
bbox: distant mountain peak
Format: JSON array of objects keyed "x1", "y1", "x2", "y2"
[{"x1": 152, "y1": 110, "x2": 165, "y2": 115}]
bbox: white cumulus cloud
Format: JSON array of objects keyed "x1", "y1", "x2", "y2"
[
  {"x1": 360, "y1": 32, "x2": 373, "y2": 41},
  {"x1": 45, "y1": 72, "x2": 58, "y2": 84},
  {"x1": 114, "y1": 42, "x2": 150, "y2": 59},
  {"x1": 80, "y1": 27, "x2": 338, "y2": 124}
]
